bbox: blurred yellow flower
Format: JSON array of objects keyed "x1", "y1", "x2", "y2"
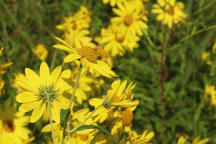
[
  {"x1": 0, "y1": 103, "x2": 32, "y2": 144},
  {"x1": 152, "y1": 0, "x2": 187, "y2": 28},
  {"x1": 16, "y1": 62, "x2": 71, "y2": 123},
  {"x1": 57, "y1": 6, "x2": 91, "y2": 36},
  {"x1": 97, "y1": 25, "x2": 140, "y2": 57},
  {"x1": 32, "y1": 44, "x2": 48, "y2": 61},
  {"x1": 201, "y1": 52, "x2": 211, "y2": 65},
  {"x1": 192, "y1": 136, "x2": 209, "y2": 144},
  {"x1": 54, "y1": 37, "x2": 117, "y2": 78},
  {"x1": 111, "y1": 0, "x2": 148, "y2": 37},
  {"x1": 177, "y1": 136, "x2": 187, "y2": 144},
  {"x1": 204, "y1": 85, "x2": 216, "y2": 106}
]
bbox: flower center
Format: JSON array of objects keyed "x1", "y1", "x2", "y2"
[
  {"x1": 79, "y1": 134, "x2": 89, "y2": 141},
  {"x1": 3, "y1": 120, "x2": 15, "y2": 132},
  {"x1": 39, "y1": 86, "x2": 57, "y2": 101},
  {"x1": 78, "y1": 46, "x2": 97, "y2": 63},
  {"x1": 123, "y1": 14, "x2": 133, "y2": 27},
  {"x1": 120, "y1": 108, "x2": 133, "y2": 126},
  {"x1": 166, "y1": 6, "x2": 174, "y2": 15},
  {"x1": 115, "y1": 33, "x2": 125, "y2": 43}
]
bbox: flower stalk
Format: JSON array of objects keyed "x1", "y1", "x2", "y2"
[
  {"x1": 62, "y1": 66, "x2": 82, "y2": 144},
  {"x1": 47, "y1": 94, "x2": 55, "y2": 144}
]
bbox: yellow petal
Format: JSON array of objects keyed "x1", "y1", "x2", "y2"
[
  {"x1": 19, "y1": 100, "x2": 41, "y2": 112},
  {"x1": 51, "y1": 65, "x2": 62, "y2": 84},
  {"x1": 30, "y1": 103, "x2": 46, "y2": 123},
  {"x1": 25, "y1": 68, "x2": 41, "y2": 88},
  {"x1": 40, "y1": 62, "x2": 51, "y2": 85},
  {"x1": 64, "y1": 54, "x2": 81, "y2": 63},
  {"x1": 16, "y1": 92, "x2": 39, "y2": 103},
  {"x1": 89, "y1": 98, "x2": 103, "y2": 107}
]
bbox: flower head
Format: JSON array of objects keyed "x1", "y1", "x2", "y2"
[
  {"x1": 0, "y1": 103, "x2": 32, "y2": 144},
  {"x1": 89, "y1": 80, "x2": 139, "y2": 126},
  {"x1": 152, "y1": 0, "x2": 187, "y2": 28},
  {"x1": 16, "y1": 62, "x2": 71, "y2": 123},
  {"x1": 32, "y1": 44, "x2": 48, "y2": 61},
  {"x1": 53, "y1": 37, "x2": 117, "y2": 78},
  {"x1": 111, "y1": 0, "x2": 148, "y2": 37}
]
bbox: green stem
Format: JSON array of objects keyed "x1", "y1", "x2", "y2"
[
  {"x1": 68, "y1": 104, "x2": 103, "y2": 134},
  {"x1": 47, "y1": 95, "x2": 55, "y2": 144},
  {"x1": 61, "y1": 66, "x2": 82, "y2": 144},
  {"x1": 169, "y1": 25, "x2": 216, "y2": 52}
]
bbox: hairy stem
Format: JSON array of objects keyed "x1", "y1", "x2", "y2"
[
  {"x1": 47, "y1": 95, "x2": 55, "y2": 144},
  {"x1": 68, "y1": 104, "x2": 103, "y2": 134},
  {"x1": 61, "y1": 66, "x2": 82, "y2": 144}
]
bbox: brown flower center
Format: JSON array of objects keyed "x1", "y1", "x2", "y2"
[
  {"x1": 78, "y1": 46, "x2": 97, "y2": 63},
  {"x1": 3, "y1": 120, "x2": 15, "y2": 132},
  {"x1": 79, "y1": 134, "x2": 89, "y2": 141},
  {"x1": 166, "y1": 6, "x2": 174, "y2": 15},
  {"x1": 115, "y1": 33, "x2": 125, "y2": 43},
  {"x1": 123, "y1": 14, "x2": 133, "y2": 26},
  {"x1": 121, "y1": 108, "x2": 133, "y2": 126}
]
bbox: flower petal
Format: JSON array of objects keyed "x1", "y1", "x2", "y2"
[{"x1": 16, "y1": 92, "x2": 39, "y2": 103}]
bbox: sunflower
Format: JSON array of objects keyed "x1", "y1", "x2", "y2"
[
  {"x1": 97, "y1": 25, "x2": 140, "y2": 57},
  {"x1": 0, "y1": 103, "x2": 32, "y2": 144},
  {"x1": 111, "y1": 0, "x2": 148, "y2": 37},
  {"x1": 53, "y1": 37, "x2": 117, "y2": 78},
  {"x1": 16, "y1": 62, "x2": 71, "y2": 123},
  {"x1": 152, "y1": 0, "x2": 187, "y2": 28},
  {"x1": 89, "y1": 80, "x2": 139, "y2": 124}
]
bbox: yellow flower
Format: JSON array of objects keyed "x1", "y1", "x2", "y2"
[
  {"x1": 121, "y1": 130, "x2": 154, "y2": 144},
  {"x1": 177, "y1": 136, "x2": 187, "y2": 144},
  {"x1": 192, "y1": 136, "x2": 209, "y2": 144},
  {"x1": 204, "y1": 85, "x2": 216, "y2": 106},
  {"x1": 103, "y1": 0, "x2": 124, "y2": 7},
  {"x1": 89, "y1": 80, "x2": 139, "y2": 124},
  {"x1": 53, "y1": 37, "x2": 117, "y2": 78},
  {"x1": 32, "y1": 44, "x2": 48, "y2": 61},
  {"x1": 16, "y1": 62, "x2": 71, "y2": 123},
  {"x1": 57, "y1": 6, "x2": 91, "y2": 36},
  {"x1": 0, "y1": 103, "x2": 32, "y2": 144},
  {"x1": 97, "y1": 25, "x2": 140, "y2": 56},
  {"x1": 152, "y1": 0, "x2": 187, "y2": 28},
  {"x1": 111, "y1": 0, "x2": 148, "y2": 37},
  {"x1": 201, "y1": 52, "x2": 211, "y2": 65}
]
